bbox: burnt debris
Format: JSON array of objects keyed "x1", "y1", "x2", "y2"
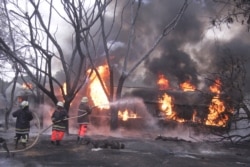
[{"x1": 79, "y1": 137, "x2": 125, "y2": 149}]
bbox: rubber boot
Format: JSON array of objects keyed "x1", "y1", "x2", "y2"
[
  {"x1": 22, "y1": 143, "x2": 26, "y2": 148},
  {"x1": 56, "y1": 140, "x2": 61, "y2": 146},
  {"x1": 79, "y1": 137, "x2": 84, "y2": 144},
  {"x1": 77, "y1": 136, "x2": 80, "y2": 144},
  {"x1": 2, "y1": 142, "x2": 10, "y2": 157},
  {"x1": 15, "y1": 138, "x2": 19, "y2": 149},
  {"x1": 21, "y1": 135, "x2": 27, "y2": 148}
]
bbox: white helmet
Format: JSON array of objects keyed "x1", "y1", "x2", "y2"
[
  {"x1": 57, "y1": 101, "x2": 64, "y2": 107},
  {"x1": 81, "y1": 97, "x2": 88, "y2": 103},
  {"x1": 21, "y1": 101, "x2": 29, "y2": 108}
]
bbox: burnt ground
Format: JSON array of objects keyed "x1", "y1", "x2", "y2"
[{"x1": 0, "y1": 132, "x2": 250, "y2": 167}]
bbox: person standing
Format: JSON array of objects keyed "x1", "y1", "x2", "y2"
[
  {"x1": 77, "y1": 97, "x2": 92, "y2": 144},
  {"x1": 12, "y1": 101, "x2": 33, "y2": 149},
  {"x1": 51, "y1": 101, "x2": 68, "y2": 146}
]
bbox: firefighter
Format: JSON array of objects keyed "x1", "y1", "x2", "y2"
[
  {"x1": 77, "y1": 97, "x2": 92, "y2": 144},
  {"x1": 12, "y1": 100, "x2": 33, "y2": 149},
  {"x1": 51, "y1": 101, "x2": 68, "y2": 146}
]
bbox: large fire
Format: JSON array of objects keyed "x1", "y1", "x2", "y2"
[
  {"x1": 157, "y1": 76, "x2": 233, "y2": 127},
  {"x1": 205, "y1": 79, "x2": 229, "y2": 127},
  {"x1": 158, "y1": 93, "x2": 185, "y2": 123},
  {"x1": 159, "y1": 93, "x2": 174, "y2": 116},
  {"x1": 88, "y1": 65, "x2": 110, "y2": 109},
  {"x1": 88, "y1": 65, "x2": 138, "y2": 121},
  {"x1": 83, "y1": 64, "x2": 232, "y2": 126}
]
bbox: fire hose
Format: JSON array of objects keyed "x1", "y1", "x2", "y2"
[{"x1": 0, "y1": 105, "x2": 99, "y2": 153}]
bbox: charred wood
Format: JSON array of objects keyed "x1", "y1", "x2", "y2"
[
  {"x1": 80, "y1": 137, "x2": 125, "y2": 149},
  {"x1": 155, "y1": 135, "x2": 192, "y2": 143}
]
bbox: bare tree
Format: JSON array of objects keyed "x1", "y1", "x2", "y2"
[
  {"x1": 0, "y1": 0, "x2": 103, "y2": 109},
  {"x1": 0, "y1": 0, "x2": 189, "y2": 131},
  {"x1": 211, "y1": 0, "x2": 250, "y2": 31},
  {"x1": 0, "y1": 0, "x2": 23, "y2": 130},
  {"x1": 98, "y1": 0, "x2": 189, "y2": 129},
  {"x1": 205, "y1": 49, "x2": 250, "y2": 143}
]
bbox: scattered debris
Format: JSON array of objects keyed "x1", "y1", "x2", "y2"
[
  {"x1": 81, "y1": 137, "x2": 125, "y2": 149},
  {"x1": 155, "y1": 135, "x2": 192, "y2": 142}
]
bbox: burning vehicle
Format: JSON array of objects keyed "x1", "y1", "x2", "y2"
[
  {"x1": 130, "y1": 75, "x2": 235, "y2": 131},
  {"x1": 73, "y1": 63, "x2": 235, "y2": 132}
]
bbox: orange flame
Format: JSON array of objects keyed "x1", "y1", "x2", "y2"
[
  {"x1": 63, "y1": 82, "x2": 67, "y2": 95},
  {"x1": 118, "y1": 109, "x2": 137, "y2": 121},
  {"x1": 157, "y1": 74, "x2": 169, "y2": 90},
  {"x1": 88, "y1": 65, "x2": 110, "y2": 109},
  {"x1": 159, "y1": 93, "x2": 173, "y2": 116},
  {"x1": 159, "y1": 93, "x2": 186, "y2": 122},
  {"x1": 87, "y1": 65, "x2": 139, "y2": 121},
  {"x1": 206, "y1": 79, "x2": 228, "y2": 127},
  {"x1": 156, "y1": 76, "x2": 232, "y2": 127},
  {"x1": 22, "y1": 83, "x2": 32, "y2": 89},
  {"x1": 180, "y1": 80, "x2": 196, "y2": 92},
  {"x1": 209, "y1": 79, "x2": 221, "y2": 94}
]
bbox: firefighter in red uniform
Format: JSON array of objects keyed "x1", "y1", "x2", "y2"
[
  {"x1": 51, "y1": 101, "x2": 68, "y2": 146},
  {"x1": 77, "y1": 97, "x2": 92, "y2": 144}
]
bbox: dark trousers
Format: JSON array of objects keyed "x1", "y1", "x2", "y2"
[
  {"x1": 0, "y1": 138, "x2": 10, "y2": 157},
  {"x1": 15, "y1": 133, "x2": 29, "y2": 148}
]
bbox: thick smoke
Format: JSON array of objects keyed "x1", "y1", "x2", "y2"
[
  {"x1": 40, "y1": 0, "x2": 250, "y2": 138},
  {"x1": 130, "y1": 1, "x2": 207, "y2": 87},
  {"x1": 145, "y1": 45, "x2": 199, "y2": 87},
  {"x1": 117, "y1": 0, "x2": 250, "y2": 97},
  {"x1": 30, "y1": 0, "x2": 250, "y2": 94},
  {"x1": 108, "y1": 0, "x2": 250, "y2": 139}
]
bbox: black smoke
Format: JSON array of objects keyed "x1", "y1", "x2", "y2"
[
  {"x1": 122, "y1": 0, "x2": 250, "y2": 97},
  {"x1": 145, "y1": 43, "x2": 199, "y2": 87}
]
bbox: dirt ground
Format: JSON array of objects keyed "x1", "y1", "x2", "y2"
[{"x1": 1, "y1": 132, "x2": 250, "y2": 167}]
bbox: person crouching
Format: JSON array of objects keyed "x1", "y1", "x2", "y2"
[{"x1": 51, "y1": 101, "x2": 68, "y2": 146}]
